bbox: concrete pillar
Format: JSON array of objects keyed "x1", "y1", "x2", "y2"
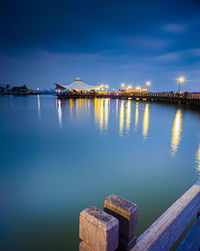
[
  {"x1": 79, "y1": 206, "x2": 119, "y2": 251},
  {"x1": 104, "y1": 194, "x2": 138, "y2": 250}
]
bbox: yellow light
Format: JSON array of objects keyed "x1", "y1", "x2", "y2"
[
  {"x1": 126, "y1": 100, "x2": 131, "y2": 132},
  {"x1": 178, "y1": 77, "x2": 185, "y2": 83},
  {"x1": 100, "y1": 99, "x2": 104, "y2": 130},
  {"x1": 94, "y1": 98, "x2": 98, "y2": 123},
  {"x1": 136, "y1": 86, "x2": 141, "y2": 90},
  {"x1": 105, "y1": 98, "x2": 109, "y2": 129},
  {"x1": 119, "y1": 100, "x2": 125, "y2": 136},
  {"x1": 121, "y1": 83, "x2": 125, "y2": 88},
  {"x1": 127, "y1": 85, "x2": 132, "y2": 89},
  {"x1": 146, "y1": 81, "x2": 151, "y2": 86},
  {"x1": 135, "y1": 102, "x2": 139, "y2": 130},
  {"x1": 106, "y1": 85, "x2": 109, "y2": 89},
  {"x1": 143, "y1": 104, "x2": 149, "y2": 140},
  {"x1": 171, "y1": 110, "x2": 182, "y2": 156}
]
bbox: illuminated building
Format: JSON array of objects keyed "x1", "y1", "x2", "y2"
[{"x1": 55, "y1": 77, "x2": 100, "y2": 93}]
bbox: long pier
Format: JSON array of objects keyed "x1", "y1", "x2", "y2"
[
  {"x1": 57, "y1": 92, "x2": 200, "y2": 107},
  {"x1": 79, "y1": 181, "x2": 200, "y2": 251}
]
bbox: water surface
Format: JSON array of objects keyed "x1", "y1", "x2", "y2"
[{"x1": 0, "y1": 95, "x2": 200, "y2": 250}]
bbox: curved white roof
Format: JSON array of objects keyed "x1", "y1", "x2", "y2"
[{"x1": 62, "y1": 77, "x2": 99, "y2": 90}]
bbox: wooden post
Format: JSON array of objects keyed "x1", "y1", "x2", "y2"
[
  {"x1": 79, "y1": 206, "x2": 119, "y2": 251},
  {"x1": 177, "y1": 216, "x2": 200, "y2": 251},
  {"x1": 104, "y1": 194, "x2": 138, "y2": 250},
  {"x1": 131, "y1": 181, "x2": 200, "y2": 251}
]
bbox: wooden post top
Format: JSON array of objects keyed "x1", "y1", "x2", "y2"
[
  {"x1": 104, "y1": 194, "x2": 137, "y2": 220},
  {"x1": 80, "y1": 206, "x2": 119, "y2": 231}
]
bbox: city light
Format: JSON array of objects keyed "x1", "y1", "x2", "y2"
[
  {"x1": 178, "y1": 77, "x2": 185, "y2": 83},
  {"x1": 127, "y1": 85, "x2": 132, "y2": 89},
  {"x1": 121, "y1": 83, "x2": 125, "y2": 88},
  {"x1": 177, "y1": 76, "x2": 185, "y2": 93},
  {"x1": 146, "y1": 81, "x2": 151, "y2": 87},
  {"x1": 171, "y1": 110, "x2": 182, "y2": 156},
  {"x1": 136, "y1": 86, "x2": 141, "y2": 90}
]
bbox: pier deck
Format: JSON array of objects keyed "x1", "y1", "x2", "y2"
[{"x1": 57, "y1": 92, "x2": 200, "y2": 107}]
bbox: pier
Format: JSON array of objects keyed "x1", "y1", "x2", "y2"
[
  {"x1": 79, "y1": 181, "x2": 200, "y2": 251},
  {"x1": 57, "y1": 92, "x2": 200, "y2": 107}
]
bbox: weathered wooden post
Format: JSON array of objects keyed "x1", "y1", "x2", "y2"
[
  {"x1": 104, "y1": 194, "x2": 138, "y2": 250},
  {"x1": 79, "y1": 206, "x2": 119, "y2": 251}
]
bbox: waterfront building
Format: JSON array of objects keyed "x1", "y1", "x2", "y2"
[
  {"x1": 0, "y1": 84, "x2": 10, "y2": 94},
  {"x1": 55, "y1": 77, "x2": 100, "y2": 94},
  {"x1": 119, "y1": 88, "x2": 149, "y2": 93}
]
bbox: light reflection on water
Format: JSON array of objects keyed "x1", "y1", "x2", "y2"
[
  {"x1": 56, "y1": 99, "x2": 62, "y2": 128},
  {"x1": 56, "y1": 98, "x2": 150, "y2": 139},
  {"x1": 126, "y1": 100, "x2": 131, "y2": 133},
  {"x1": 1, "y1": 96, "x2": 200, "y2": 251},
  {"x1": 171, "y1": 110, "x2": 182, "y2": 156},
  {"x1": 119, "y1": 100, "x2": 125, "y2": 136},
  {"x1": 37, "y1": 94, "x2": 41, "y2": 119},
  {"x1": 93, "y1": 98, "x2": 109, "y2": 131},
  {"x1": 143, "y1": 104, "x2": 149, "y2": 140},
  {"x1": 135, "y1": 102, "x2": 139, "y2": 131}
]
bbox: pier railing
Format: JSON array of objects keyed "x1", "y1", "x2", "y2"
[
  {"x1": 79, "y1": 181, "x2": 200, "y2": 250},
  {"x1": 57, "y1": 92, "x2": 200, "y2": 106}
]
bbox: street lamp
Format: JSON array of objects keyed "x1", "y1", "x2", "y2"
[
  {"x1": 177, "y1": 77, "x2": 185, "y2": 93},
  {"x1": 146, "y1": 81, "x2": 151, "y2": 87}
]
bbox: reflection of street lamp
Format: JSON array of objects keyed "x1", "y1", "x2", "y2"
[{"x1": 177, "y1": 77, "x2": 185, "y2": 93}]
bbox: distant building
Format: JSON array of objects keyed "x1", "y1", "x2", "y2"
[
  {"x1": 55, "y1": 77, "x2": 100, "y2": 93},
  {"x1": 131, "y1": 88, "x2": 148, "y2": 93},
  {"x1": 0, "y1": 84, "x2": 9, "y2": 94},
  {"x1": 119, "y1": 88, "x2": 149, "y2": 93},
  {"x1": 11, "y1": 84, "x2": 30, "y2": 94}
]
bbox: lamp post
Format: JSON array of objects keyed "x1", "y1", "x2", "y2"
[
  {"x1": 146, "y1": 81, "x2": 151, "y2": 92},
  {"x1": 121, "y1": 83, "x2": 126, "y2": 89},
  {"x1": 146, "y1": 81, "x2": 151, "y2": 87},
  {"x1": 177, "y1": 77, "x2": 185, "y2": 93},
  {"x1": 136, "y1": 86, "x2": 141, "y2": 92}
]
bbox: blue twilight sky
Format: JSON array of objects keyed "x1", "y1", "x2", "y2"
[{"x1": 0, "y1": 0, "x2": 200, "y2": 91}]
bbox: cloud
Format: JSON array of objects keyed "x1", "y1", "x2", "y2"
[
  {"x1": 163, "y1": 23, "x2": 187, "y2": 34},
  {"x1": 121, "y1": 36, "x2": 171, "y2": 51},
  {"x1": 150, "y1": 48, "x2": 200, "y2": 63}
]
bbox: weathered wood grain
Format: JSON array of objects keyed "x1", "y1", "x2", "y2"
[
  {"x1": 104, "y1": 194, "x2": 138, "y2": 250},
  {"x1": 131, "y1": 181, "x2": 200, "y2": 251},
  {"x1": 79, "y1": 206, "x2": 119, "y2": 251},
  {"x1": 177, "y1": 216, "x2": 200, "y2": 251}
]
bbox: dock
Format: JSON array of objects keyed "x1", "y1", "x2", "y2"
[
  {"x1": 78, "y1": 180, "x2": 200, "y2": 250},
  {"x1": 57, "y1": 92, "x2": 200, "y2": 107}
]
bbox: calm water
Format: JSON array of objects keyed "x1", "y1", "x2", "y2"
[{"x1": 0, "y1": 95, "x2": 200, "y2": 250}]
